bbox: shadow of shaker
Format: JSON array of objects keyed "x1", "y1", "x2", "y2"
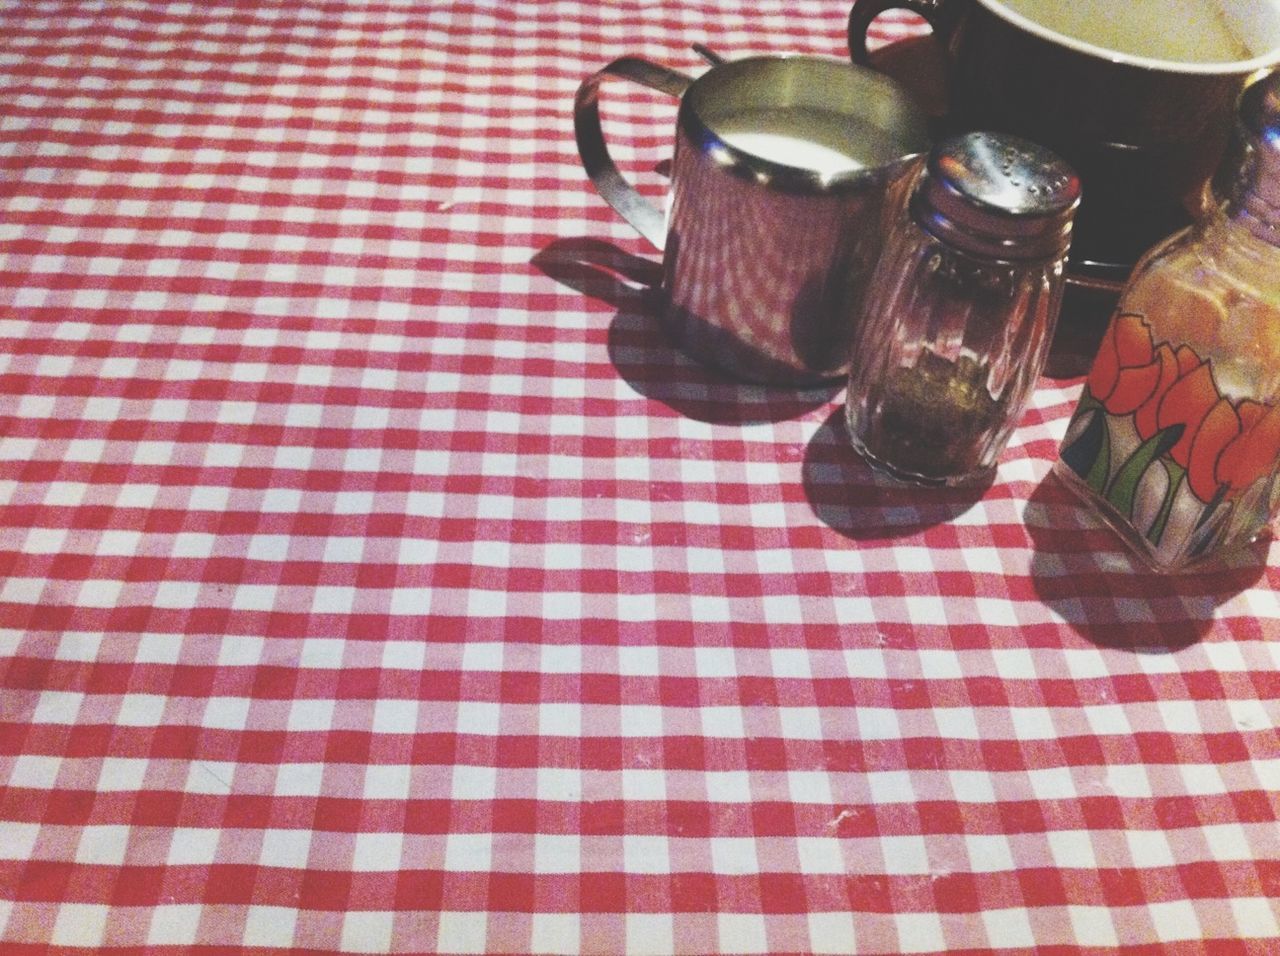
[
  {"x1": 1023, "y1": 467, "x2": 1268, "y2": 651},
  {"x1": 802, "y1": 405, "x2": 992, "y2": 540}
]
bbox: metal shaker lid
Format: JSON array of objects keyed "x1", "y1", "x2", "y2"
[{"x1": 910, "y1": 131, "x2": 1081, "y2": 261}]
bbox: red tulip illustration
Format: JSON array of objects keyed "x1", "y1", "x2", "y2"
[
  {"x1": 1063, "y1": 308, "x2": 1280, "y2": 560},
  {"x1": 1134, "y1": 344, "x2": 1197, "y2": 440},
  {"x1": 1218, "y1": 401, "x2": 1280, "y2": 498},
  {"x1": 1154, "y1": 361, "x2": 1222, "y2": 480},
  {"x1": 1086, "y1": 313, "x2": 1154, "y2": 412}
]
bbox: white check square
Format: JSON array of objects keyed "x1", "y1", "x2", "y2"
[
  {"x1": 217, "y1": 636, "x2": 265, "y2": 667},
  {"x1": 352, "y1": 832, "x2": 404, "y2": 872},
  {"x1": 1046, "y1": 830, "x2": 1097, "y2": 869},
  {"x1": 787, "y1": 771, "x2": 833, "y2": 806},
  {"x1": 533, "y1": 833, "x2": 582, "y2": 874},
  {"x1": 443, "y1": 833, "x2": 492, "y2": 872},
  {"x1": 259, "y1": 828, "x2": 313, "y2": 869},
  {"x1": 9, "y1": 755, "x2": 61, "y2": 789},
  {"x1": 880, "y1": 835, "x2": 930, "y2": 875},
  {"x1": 1231, "y1": 897, "x2": 1280, "y2": 938},
  {"x1": 1148, "y1": 899, "x2": 1202, "y2": 942},
  {"x1": 363, "y1": 764, "x2": 413, "y2": 800},
  {"x1": 616, "y1": 646, "x2": 660, "y2": 676},
  {"x1": 0, "y1": 822, "x2": 40, "y2": 860},
  {"x1": 893, "y1": 912, "x2": 945, "y2": 954},
  {"x1": 115, "y1": 693, "x2": 168, "y2": 727},
  {"x1": 450, "y1": 764, "x2": 497, "y2": 800},
  {"x1": 201, "y1": 696, "x2": 251, "y2": 730},
  {"x1": 1067, "y1": 906, "x2": 1118, "y2": 947},
  {"x1": 867, "y1": 769, "x2": 913, "y2": 804},
  {"x1": 980, "y1": 908, "x2": 1036, "y2": 949},
  {"x1": 693, "y1": 646, "x2": 737, "y2": 678},
  {"x1": 273, "y1": 763, "x2": 326, "y2": 798},
  {"x1": 167, "y1": 828, "x2": 221, "y2": 865},
  {"x1": 341, "y1": 911, "x2": 395, "y2": 953},
  {"x1": 147, "y1": 904, "x2": 202, "y2": 946},
  {"x1": 705, "y1": 771, "x2": 752, "y2": 803},
  {"x1": 710, "y1": 837, "x2": 758, "y2": 875},
  {"x1": 51, "y1": 903, "x2": 110, "y2": 947},
  {"x1": 1124, "y1": 829, "x2": 1175, "y2": 868},
  {"x1": 795, "y1": 837, "x2": 845, "y2": 875},
  {"x1": 779, "y1": 707, "x2": 824, "y2": 740},
  {"x1": 372, "y1": 699, "x2": 418, "y2": 734},
  {"x1": 382, "y1": 641, "x2": 428, "y2": 671},
  {"x1": 243, "y1": 906, "x2": 299, "y2": 948},
  {"x1": 298, "y1": 638, "x2": 346, "y2": 669},
  {"x1": 539, "y1": 643, "x2": 581, "y2": 673},
  {"x1": 618, "y1": 705, "x2": 663, "y2": 737},
  {"x1": 621, "y1": 768, "x2": 665, "y2": 801},
  {"x1": 700, "y1": 706, "x2": 745, "y2": 739},
  {"x1": 436, "y1": 911, "x2": 486, "y2": 954},
  {"x1": 623, "y1": 834, "x2": 670, "y2": 874},
  {"x1": 718, "y1": 913, "x2": 768, "y2": 954},
  {"x1": 1201, "y1": 823, "x2": 1252, "y2": 861},
  {"x1": 807, "y1": 912, "x2": 857, "y2": 955},
  {"x1": 531, "y1": 913, "x2": 579, "y2": 952},
  {"x1": 538, "y1": 702, "x2": 581, "y2": 736},
  {"x1": 536, "y1": 767, "x2": 582, "y2": 801},
  {"x1": 626, "y1": 914, "x2": 674, "y2": 956},
  {"x1": 456, "y1": 701, "x2": 500, "y2": 735},
  {"x1": 33, "y1": 691, "x2": 84, "y2": 725},
  {"x1": 75, "y1": 825, "x2": 130, "y2": 865},
  {"x1": 287, "y1": 698, "x2": 335, "y2": 732}
]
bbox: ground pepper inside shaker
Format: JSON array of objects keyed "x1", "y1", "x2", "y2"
[
  {"x1": 845, "y1": 131, "x2": 1081, "y2": 486},
  {"x1": 864, "y1": 350, "x2": 1011, "y2": 478}
]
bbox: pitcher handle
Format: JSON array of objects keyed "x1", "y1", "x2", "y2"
[
  {"x1": 847, "y1": 0, "x2": 962, "y2": 65},
  {"x1": 574, "y1": 57, "x2": 693, "y2": 250}
]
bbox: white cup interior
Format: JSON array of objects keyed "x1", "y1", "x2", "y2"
[
  {"x1": 688, "y1": 58, "x2": 931, "y2": 179},
  {"x1": 979, "y1": 0, "x2": 1280, "y2": 73}
]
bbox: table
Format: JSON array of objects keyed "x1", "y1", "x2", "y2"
[{"x1": 1, "y1": 1, "x2": 1277, "y2": 952}]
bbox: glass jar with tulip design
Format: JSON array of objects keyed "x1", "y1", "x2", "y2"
[{"x1": 1056, "y1": 75, "x2": 1280, "y2": 571}]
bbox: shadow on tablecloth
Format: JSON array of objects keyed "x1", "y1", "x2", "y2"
[
  {"x1": 801, "y1": 405, "x2": 992, "y2": 540},
  {"x1": 1023, "y1": 469, "x2": 1268, "y2": 651},
  {"x1": 532, "y1": 237, "x2": 838, "y2": 424}
]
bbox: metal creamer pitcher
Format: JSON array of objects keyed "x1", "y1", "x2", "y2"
[{"x1": 575, "y1": 54, "x2": 930, "y2": 385}]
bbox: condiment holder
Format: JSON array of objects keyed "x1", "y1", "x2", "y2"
[
  {"x1": 846, "y1": 131, "x2": 1081, "y2": 486},
  {"x1": 1056, "y1": 70, "x2": 1280, "y2": 572}
]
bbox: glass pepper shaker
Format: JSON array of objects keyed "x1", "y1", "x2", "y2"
[
  {"x1": 845, "y1": 131, "x2": 1081, "y2": 486},
  {"x1": 1056, "y1": 71, "x2": 1280, "y2": 572}
]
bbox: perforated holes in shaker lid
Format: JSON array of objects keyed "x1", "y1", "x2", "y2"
[{"x1": 910, "y1": 131, "x2": 1082, "y2": 261}]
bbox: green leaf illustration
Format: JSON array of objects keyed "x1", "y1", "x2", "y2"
[
  {"x1": 1144, "y1": 460, "x2": 1184, "y2": 546},
  {"x1": 1059, "y1": 392, "x2": 1108, "y2": 490},
  {"x1": 1193, "y1": 483, "x2": 1229, "y2": 530},
  {"x1": 1188, "y1": 491, "x2": 1233, "y2": 561},
  {"x1": 1105, "y1": 423, "x2": 1185, "y2": 519},
  {"x1": 1084, "y1": 420, "x2": 1111, "y2": 493}
]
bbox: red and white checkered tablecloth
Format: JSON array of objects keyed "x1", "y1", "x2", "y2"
[{"x1": 1, "y1": 1, "x2": 1277, "y2": 953}]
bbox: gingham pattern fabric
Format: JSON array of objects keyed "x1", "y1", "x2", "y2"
[{"x1": 1, "y1": 1, "x2": 1277, "y2": 953}]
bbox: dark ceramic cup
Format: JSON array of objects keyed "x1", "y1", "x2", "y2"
[{"x1": 848, "y1": 0, "x2": 1280, "y2": 284}]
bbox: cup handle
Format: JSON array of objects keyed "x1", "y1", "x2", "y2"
[
  {"x1": 574, "y1": 57, "x2": 692, "y2": 250},
  {"x1": 847, "y1": 0, "x2": 960, "y2": 65}
]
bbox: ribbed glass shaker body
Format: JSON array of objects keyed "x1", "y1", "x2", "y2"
[{"x1": 845, "y1": 132, "x2": 1080, "y2": 486}]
